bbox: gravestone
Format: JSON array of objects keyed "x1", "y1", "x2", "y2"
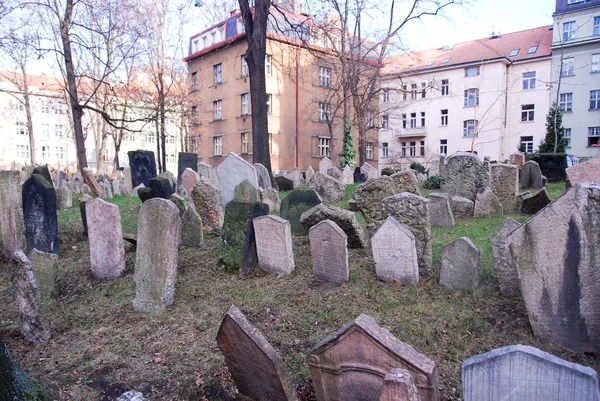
[
  {"x1": 360, "y1": 162, "x2": 378, "y2": 180},
  {"x1": 279, "y1": 190, "x2": 322, "y2": 236},
  {"x1": 181, "y1": 168, "x2": 201, "y2": 195},
  {"x1": 530, "y1": 153, "x2": 567, "y2": 183},
  {"x1": 319, "y1": 157, "x2": 332, "y2": 173},
  {"x1": 309, "y1": 220, "x2": 348, "y2": 284},
  {"x1": 440, "y1": 237, "x2": 480, "y2": 291},
  {"x1": 32, "y1": 166, "x2": 51, "y2": 183},
  {"x1": 327, "y1": 167, "x2": 343, "y2": 181},
  {"x1": 509, "y1": 153, "x2": 525, "y2": 169},
  {"x1": 566, "y1": 156, "x2": 600, "y2": 185},
  {"x1": 133, "y1": 199, "x2": 181, "y2": 313},
  {"x1": 520, "y1": 160, "x2": 543, "y2": 190},
  {"x1": 56, "y1": 186, "x2": 72, "y2": 209},
  {"x1": 101, "y1": 179, "x2": 113, "y2": 200},
  {"x1": 473, "y1": 187, "x2": 503, "y2": 218},
  {"x1": 308, "y1": 314, "x2": 439, "y2": 401},
  {"x1": 144, "y1": 175, "x2": 174, "y2": 200},
  {"x1": 180, "y1": 206, "x2": 204, "y2": 249},
  {"x1": 288, "y1": 168, "x2": 301, "y2": 188},
  {"x1": 198, "y1": 162, "x2": 219, "y2": 187},
  {"x1": 353, "y1": 166, "x2": 367, "y2": 184},
  {"x1": 439, "y1": 152, "x2": 490, "y2": 201},
  {"x1": 352, "y1": 177, "x2": 399, "y2": 230},
  {"x1": 307, "y1": 172, "x2": 345, "y2": 203},
  {"x1": 169, "y1": 194, "x2": 187, "y2": 217},
  {"x1": 305, "y1": 166, "x2": 315, "y2": 183},
  {"x1": 219, "y1": 201, "x2": 269, "y2": 275},
  {"x1": 254, "y1": 163, "x2": 272, "y2": 189},
  {"x1": 79, "y1": 194, "x2": 93, "y2": 236},
  {"x1": 82, "y1": 167, "x2": 102, "y2": 196},
  {"x1": 216, "y1": 306, "x2": 299, "y2": 401},
  {"x1": 274, "y1": 175, "x2": 294, "y2": 191},
  {"x1": 86, "y1": 198, "x2": 126, "y2": 279},
  {"x1": 341, "y1": 166, "x2": 354, "y2": 185},
  {"x1": 490, "y1": 163, "x2": 518, "y2": 206},
  {"x1": 123, "y1": 167, "x2": 133, "y2": 191},
  {"x1": 260, "y1": 188, "x2": 279, "y2": 213},
  {"x1": 177, "y1": 152, "x2": 198, "y2": 186},
  {"x1": 490, "y1": 218, "x2": 521, "y2": 297},
  {"x1": 507, "y1": 183, "x2": 600, "y2": 353},
  {"x1": 390, "y1": 170, "x2": 421, "y2": 195},
  {"x1": 11, "y1": 250, "x2": 50, "y2": 344},
  {"x1": 189, "y1": 178, "x2": 224, "y2": 230},
  {"x1": 462, "y1": 345, "x2": 600, "y2": 401},
  {"x1": 426, "y1": 193, "x2": 455, "y2": 227},
  {"x1": 29, "y1": 248, "x2": 58, "y2": 299},
  {"x1": 215, "y1": 152, "x2": 259, "y2": 207},
  {"x1": 379, "y1": 369, "x2": 421, "y2": 401},
  {"x1": 520, "y1": 187, "x2": 552, "y2": 214},
  {"x1": 300, "y1": 204, "x2": 367, "y2": 248},
  {"x1": 118, "y1": 181, "x2": 130, "y2": 197},
  {"x1": 0, "y1": 171, "x2": 24, "y2": 257},
  {"x1": 381, "y1": 193, "x2": 432, "y2": 272},
  {"x1": 81, "y1": 183, "x2": 92, "y2": 195},
  {"x1": 450, "y1": 195, "x2": 474, "y2": 219},
  {"x1": 371, "y1": 216, "x2": 418, "y2": 284},
  {"x1": 253, "y1": 215, "x2": 294, "y2": 275},
  {"x1": 234, "y1": 180, "x2": 261, "y2": 202},
  {"x1": 22, "y1": 174, "x2": 59, "y2": 255},
  {"x1": 128, "y1": 150, "x2": 157, "y2": 188}
]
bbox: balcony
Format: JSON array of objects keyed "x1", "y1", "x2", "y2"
[{"x1": 395, "y1": 128, "x2": 427, "y2": 138}]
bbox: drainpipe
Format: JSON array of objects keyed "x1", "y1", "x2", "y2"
[
  {"x1": 295, "y1": 47, "x2": 300, "y2": 168},
  {"x1": 502, "y1": 63, "x2": 510, "y2": 159}
]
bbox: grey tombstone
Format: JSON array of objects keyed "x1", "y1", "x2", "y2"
[
  {"x1": 198, "y1": 161, "x2": 219, "y2": 187},
  {"x1": 254, "y1": 162, "x2": 272, "y2": 189},
  {"x1": 260, "y1": 188, "x2": 280, "y2": 213},
  {"x1": 81, "y1": 183, "x2": 92, "y2": 195},
  {"x1": 190, "y1": 178, "x2": 224, "y2": 230},
  {"x1": 29, "y1": 248, "x2": 58, "y2": 298},
  {"x1": 341, "y1": 165, "x2": 354, "y2": 185},
  {"x1": 307, "y1": 172, "x2": 345, "y2": 203},
  {"x1": 450, "y1": 196, "x2": 474, "y2": 219},
  {"x1": 371, "y1": 216, "x2": 419, "y2": 284},
  {"x1": 82, "y1": 167, "x2": 102, "y2": 196},
  {"x1": 0, "y1": 171, "x2": 24, "y2": 257},
  {"x1": 360, "y1": 162, "x2": 378, "y2": 180},
  {"x1": 56, "y1": 186, "x2": 72, "y2": 209},
  {"x1": 288, "y1": 168, "x2": 301, "y2": 188},
  {"x1": 180, "y1": 206, "x2": 204, "y2": 249},
  {"x1": 215, "y1": 152, "x2": 259, "y2": 207},
  {"x1": 169, "y1": 193, "x2": 187, "y2": 217},
  {"x1": 439, "y1": 152, "x2": 490, "y2": 201},
  {"x1": 86, "y1": 198, "x2": 126, "y2": 279},
  {"x1": 390, "y1": 170, "x2": 421, "y2": 195},
  {"x1": 309, "y1": 220, "x2": 348, "y2": 284},
  {"x1": 22, "y1": 174, "x2": 59, "y2": 255},
  {"x1": 379, "y1": 369, "x2": 422, "y2": 401},
  {"x1": 101, "y1": 178, "x2": 113, "y2": 200},
  {"x1": 426, "y1": 193, "x2": 455, "y2": 227},
  {"x1": 300, "y1": 203, "x2": 367, "y2": 249},
  {"x1": 352, "y1": 177, "x2": 399, "y2": 230},
  {"x1": 440, "y1": 237, "x2": 480, "y2": 291},
  {"x1": 11, "y1": 250, "x2": 50, "y2": 344},
  {"x1": 133, "y1": 199, "x2": 181, "y2": 313},
  {"x1": 473, "y1": 187, "x2": 503, "y2": 218},
  {"x1": 113, "y1": 180, "x2": 122, "y2": 196},
  {"x1": 319, "y1": 157, "x2": 332, "y2": 173},
  {"x1": 462, "y1": 345, "x2": 600, "y2": 401},
  {"x1": 520, "y1": 160, "x2": 543, "y2": 190},
  {"x1": 566, "y1": 156, "x2": 600, "y2": 185},
  {"x1": 490, "y1": 163, "x2": 518, "y2": 206},
  {"x1": 305, "y1": 166, "x2": 315, "y2": 182},
  {"x1": 327, "y1": 167, "x2": 343, "y2": 181},
  {"x1": 507, "y1": 183, "x2": 600, "y2": 353},
  {"x1": 274, "y1": 175, "x2": 294, "y2": 191},
  {"x1": 253, "y1": 215, "x2": 295, "y2": 275},
  {"x1": 279, "y1": 189, "x2": 322, "y2": 236},
  {"x1": 490, "y1": 218, "x2": 521, "y2": 297},
  {"x1": 118, "y1": 181, "x2": 130, "y2": 197},
  {"x1": 234, "y1": 179, "x2": 261, "y2": 202},
  {"x1": 520, "y1": 187, "x2": 551, "y2": 214},
  {"x1": 216, "y1": 306, "x2": 299, "y2": 401},
  {"x1": 123, "y1": 167, "x2": 133, "y2": 191}
]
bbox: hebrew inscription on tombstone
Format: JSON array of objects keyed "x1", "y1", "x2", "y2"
[
  {"x1": 309, "y1": 220, "x2": 349, "y2": 284},
  {"x1": 253, "y1": 215, "x2": 295, "y2": 275}
]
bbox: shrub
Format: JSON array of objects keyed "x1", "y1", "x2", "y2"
[{"x1": 422, "y1": 175, "x2": 441, "y2": 189}]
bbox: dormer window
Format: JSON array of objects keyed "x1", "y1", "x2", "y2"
[
  {"x1": 441, "y1": 58, "x2": 451, "y2": 64},
  {"x1": 426, "y1": 61, "x2": 435, "y2": 66},
  {"x1": 528, "y1": 45, "x2": 538, "y2": 54},
  {"x1": 509, "y1": 49, "x2": 520, "y2": 57}
]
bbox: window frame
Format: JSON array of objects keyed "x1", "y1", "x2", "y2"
[
  {"x1": 213, "y1": 136, "x2": 223, "y2": 156},
  {"x1": 381, "y1": 114, "x2": 389, "y2": 129},
  {"x1": 464, "y1": 66, "x2": 480, "y2": 77},
  {"x1": 595, "y1": 16, "x2": 600, "y2": 36},
  {"x1": 559, "y1": 93, "x2": 573, "y2": 112},
  {"x1": 382, "y1": 89, "x2": 390, "y2": 103},
  {"x1": 440, "y1": 139, "x2": 448, "y2": 155},
  {"x1": 410, "y1": 112, "x2": 417, "y2": 129},
  {"x1": 213, "y1": 99, "x2": 223, "y2": 120},
  {"x1": 241, "y1": 132, "x2": 249, "y2": 154},
  {"x1": 191, "y1": 72, "x2": 198, "y2": 91},
  {"x1": 561, "y1": 57, "x2": 575, "y2": 76},
  {"x1": 522, "y1": 71, "x2": 536, "y2": 90},
  {"x1": 420, "y1": 112, "x2": 426, "y2": 127},
  {"x1": 213, "y1": 63, "x2": 223, "y2": 84},
  {"x1": 319, "y1": 66, "x2": 331, "y2": 87},
  {"x1": 318, "y1": 102, "x2": 330, "y2": 121},
  {"x1": 241, "y1": 57, "x2": 249, "y2": 76},
  {"x1": 563, "y1": 21, "x2": 576, "y2": 41},
  {"x1": 440, "y1": 109, "x2": 448, "y2": 126},
  {"x1": 16, "y1": 121, "x2": 29, "y2": 136},
  {"x1": 590, "y1": 90, "x2": 600, "y2": 110},
  {"x1": 265, "y1": 54, "x2": 272, "y2": 75},
  {"x1": 464, "y1": 88, "x2": 479, "y2": 107},
  {"x1": 241, "y1": 93, "x2": 249, "y2": 115},
  {"x1": 266, "y1": 94, "x2": 272, "y2": 114},
  {"x1": 441, "y1": 79, "x2": 449, "y2": 96},
  {"x1": 521, "y1": 104, "x2": 535, "y2": 122},
  {"x1": 463, "y1": 119, "x2": 478, "y2": 137},
  {"x1": 318, "y1": 137, "x2": 330, "y2": 157},
  {"x1": 520, "y1": 136, "x2": 534, "y2": 154},
  {"x1": 592, "y1": 54, "x2": 600, "y2": 73},
  {"x1": 381, "y1": 142, "x2": 389, "y2": 158},
  {"x1": 366, "y1": 142, "x2": 373, "y2": 160},
  {"x1": 367, "y1": 110, "x2": 374, "y2": 128},
  {"x1": 589, "y1": 127, "x2": 600, "y2": 146},
  {"x1": 564, "y1": 128, "x2": 572, "y2": 148}
]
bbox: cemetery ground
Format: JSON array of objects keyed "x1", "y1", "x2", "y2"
[{"x1": 1, "y1": 182, "x2": 598, "y2": 400}]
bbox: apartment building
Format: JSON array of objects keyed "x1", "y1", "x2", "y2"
[
  {"x1": 378, "y1": 26, "x2": 553, "y2": 171},
  {"x1": 184, "y1": 6, "x2": 379, "y2": 172},
  {"x1": 551, "y1": 0, "x2": 600, "y2": 157}
]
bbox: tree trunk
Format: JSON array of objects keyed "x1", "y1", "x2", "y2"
[
  {"x1": 21, "y1": 71, "x2": 35, "y2": 164},
  {"x1": 155, "y1": 113, "x2": 162, "y2": 172},
  {"x1": 160, "y1": 91, "x2": 167, "y2": 172}
]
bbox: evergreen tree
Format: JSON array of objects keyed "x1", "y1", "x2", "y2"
[
  {"x1": 338, "y1": 119, "x2": 356, "y2": 168},
  {"x1": 538, "y1": 104, "x2": 566, "y2": 153}
]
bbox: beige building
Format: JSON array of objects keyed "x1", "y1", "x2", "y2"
[{"x1": 379, "y1": 26, "x2": 553, "y2": 171}]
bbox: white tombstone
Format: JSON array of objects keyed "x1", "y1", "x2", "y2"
[
  {"x1": 371, "y1": 216, "x2": 418, "y2": 284},
  {"x1": 319, "y1": 157, "x2": 333, "y2": 174},
  {"x1": 215, "y1": 152, "x2": 259, "y2": 207}
]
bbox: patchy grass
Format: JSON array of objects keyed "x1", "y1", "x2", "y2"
[{"x1": 545, "y1": 181, "x2": 567, "y2": 200}]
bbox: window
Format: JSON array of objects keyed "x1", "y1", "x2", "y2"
[
  {"x1": 211, "y1": 31, "x2": 216, "y2": 44},
  {"x1": 214, "y1": 63, "x2": 222, "y2": 84},
  {"x1": 564, "y1": 128, "x2": 572, "y2": 148},
  {"x1": 168, "y1": 135, "x2": 175, "y2": 145},
  {"x1": 465, "y1": 66, "x2": 480, "y2": 77},
  {"x1": 319, "y1": 66, "x2": 331, "y2": 87},
  {"x1": 509, "y1": 48, "x2": 520, "y2": 57},
  {"x1": 420, "y1": 112, "x2": 426, "y2": 127},
  {"x1": 409, "y1": 141, "x2": 416, "y2": 157},
  {"x1": 463, "y1": 120, "x2": 478, "y2": 137},
  {"x1": 16, "y1": 145, "x2": 29, "y2": 159},
  {"x1": 265, "y1": 55, "x2": 272, "y2": 75},
  {"x1": 103, "y1": 148, "x2": 109, "y2": 162},
  {"x1": 42, "y1": 123, "x2": 50, "y2": 138},
  {"x1": 191, "y1": 105, "x2": 198, "y2": 124},
  {"x1": 402, "y1": 85, "x2": 407, "y2": 100},
  {"x1": 191, "y1": 138, "x2": 199, "y2": 153},
  {"x1": 41, "y1": 146, "x2": 50, "y2": 160},
  {"x1": 592, "y1": 54, "x2": 600, "y2": 73},
  {"x1": 595, "y1": 16, "x2": 600, "y2": 36},
  {"x1": 318, "y1": 137, "x2": 330, "y2": 157},
  {"x1": 55, "y1": 146, "x2": 64, "y2": 160},
  {"x1": 410, "y1": 83, "x2": 417, "y2": 100},
  {"x1": 41, "y1": 100, "x2": 50, "y2": 114},
  {"x1": 441, "y1": 79, "x2": 449, "y2": 96},
  {"x1": 54, "y1": 124, "x2": 64, "y2": 138},
  {"x1": 401, "y1": 142, "x2": 406, "y2": 157},
  {"x1": 213, "y1": 136, "x2": 223, "y2": 155},
  {"x1": 318, "y1": 102, "x2": 330, "y2": 121},
  {"x1": 242, "y1": 57, "x2": 248, "y2": 76},
  {"x1": 528, "y1": 45, "x2": 538, "y2": 54},
  {"x1": 402, "y1": 114, "x2": 407, "y2": 129},
  {"x1": 440, "y1": 139, "x2": 448, "y2": 155},
  {"x1": 589, "y1": 127, "x2": 600, "y2": 146},
  {"x1": 520, "y1": 136, "x2": 534, "y2": 154},
  {"x1": 440, "y1": 109, "x2": 448, "y2": 126},
  {"x1": 191, "y1": 72, "x2": 198, "y2": 91},
  {"x1": 464, "y1": 88, "x2": 479, "y2": 107},
  {"x1": 202, "y1": 36, "x2": 207, "y2": 47},
  {"x1": 561, "y1": 57, "x2": 574, "y2": 76},
  {"x1": 367, "y1": 110, "x2": 374, "y2": 128},
  {"x1": 381, "y1": 114, "x2": 389, "y2": 129},
  {"x1": 146, "y1": 132, "x2": 155, "y2": 143},
  {"x1": 410, "y1": 113, "x2": 417, "y2": 128},
  {"x1": 213, "y1": 100, "x2": 222, "y2": 120},
  {"x1": 421, "y1": 82, "x2": 426, "y2": 98},
  {"x1": 381, "y1": 142, "x2": 389, "y2": 158},
  {"x1": 16, "y1": 121, "x2": 28, "y2": 135},
  {"x1": 241, "y1": 93, "x2": 249, "y2": 115},
  {"x1": 560, "y1": 93, "x2": 573, "y2": 112},
  {"x1": 563, "y1": 21, "x2": 576, "y2": 41},
  {"x1": 241, "y1": 132, "x2": 249, "y2": 154},
  {"x1": 523, "y1": 71, "x2": 536, "y2": 90},
  {"x1": 420, "y1": 141, "x2": 425, "y2": 156},
  {"x1": 167, "y1": 154, "x2": 175, "y2": 164},
  {"x1": 441, "y1": 57, "x2": 450, "y2": 64},
  {"x1": 266, "y1": 94, "x2": 272, "y2": 114},
  {"x1": 591, "y1": 90, "x2": 600, "y2": 110},
  {"x1": 366, "y1": 142, "x2": 373, "y2": 160},
  {"x1": 382, "y1": 89, "x2": 390, "y2": 103},
  {"x1": 521, "y1": 104, "x2": 535, "y2": 122}
]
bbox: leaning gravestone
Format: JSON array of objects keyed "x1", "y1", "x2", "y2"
[
  {"x1": 216, "y1": 306, "x2": 299, "y2": 401},
  {"x1": 426, "y1": 193, "x2": 455, "y2": 227},
  {"x1": 79, "y1": 194, "x2": 93, "y2": 236},
  {"x1": 462, "y1": 345, "x2": 600, "y2": 401},
  {"x1": 32, "y1": 166, "x2": 51, "y2": 184},
  {"x1": 520, "y1": 160, "x2": 543, "y2": 190},
  {"x1": 56, "y1": 186, "x2": 72, "y2": 209},
  {"x1": 133, "y1": 199, "x2": 181, "y2": 313},
  {"x1": 190, "y1": 178, "x2": 224, "y2": 230},
  {"x1": 305, "y1": 166, "x2": 315, "y2": 182},
  {"x1": 177, "y1": 152, "x2": 198, "y2": 186},
  {"x1": 352, "y1": 177, "x2": 399, "y2": 230},
  {"x1": 82, "y1": 167, "x2": 102, "y2": 196},
  {"x1": 360, "y1": 162, "x2": 378, "y2": 180},
  {"x1": 288, "y1": 168, "x2": 301, "y2": 188},
  {"x1": 371, "y1": 216, "x2": 419, "y2": 284},
  {"x1": 22, "y1": 174, "x2": 59, "y2": 255},
  {"x1": 520, "y1": 187, "x2": 551, "y2": 215},
  {"x1": 254, "y1": 163, "x2": 272, "y2": 189},
  {"x1": 234, "y1": 180, "x2": 261, "y2": 202},
  {"x1": 181, "y1": 168, "x2": 200, "y2": 195},
  {"x1": 128, "y1": 150, "x2": 157, "y2": 188},
  {"x1": 307, "y1": 172, "x2": 345, "y2": 203},
  {"x1": 440, "y1": 237, "x2": 480, "y2": 291},
  {"x1": 473, "y1": 187, "x2": 503, "y2": 218},
  {"x1": 319, "y1": 157, "x2": 332, "y2": 173},
  {"x1": 327, "y1": 167, "x2": 343, "y2": 181},
  {"x1": 280, "y1": 190, "x2": 322, "y2": 236},
  {"x1": 309, "y1": 220, "x2": 348, "y2": 284},
  {"x1": 300, "y1": 204, "x2": 367, "y2": 248},
  {"x1": 274, "y1": 175, "x2": 294, "y2": 191},
  {"x1": 253, "y1": 215, "x2": 295, "y2": 275},
  {"x1": 450, "y1": 195, "x2": 474, "y2": 219},
  {"x1": 29, "y1": 248, "x2": 58, "y2": 299},
  {"x1": 308, "y1": 314, "x2": 439, "y2": 401},
  {"x1": 379, "y1": 369, "x2": 421, "y2": 401},
  {"x1": 490, "y1": 163, "x2": 518, "y2": 206},
  {"x1": 180, "y1": 206, "x2": 203, "y2": 249},
  {"x1": 216, "y1": 152, "x2": 259, "y2": 207},
  {"x1": 566, "y1": 156, "x2": 600, "y2": 185},
  {"x1": 219, "y1": 201, "x2": 269, "y2": 275},
  {"x1": 86, "y1": 199, "x2": 126, "y2": 279},
  {"x1": 490, "y1": 218, "x2": 521, "y2": 297},
  {"x1": 390, "y1": 170, "x2": 421, "y2": 195},
  {"x1": 439, "y1": 152, "x2": 490, "y2": 201},
  {"x1": 0, "y1": 171, "x2": 24, "y2": 257},
  {"x1": 11, "y1": 250, "x2": 50, "y2": 344},
  {"x1": 508, "y1": 183, "x2": 600, "y2": 353},
  {"x1": 260, "y1": 188, "x2": 279, "y2": 213}
]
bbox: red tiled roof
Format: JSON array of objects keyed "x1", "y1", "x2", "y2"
[
  {"x1": 0, "y1": 70, "x2": 65, "y2": 93},
  {"x1": 383, "y1": 25, "x2": 553, "y2": 75}
]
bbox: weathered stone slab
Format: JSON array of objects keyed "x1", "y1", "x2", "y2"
[
  {"x1": 509, "y1": 153, "x2": 525, "y2": 169},
  {"x1": 177, "y1": 152, "x2": 198, "y2": 186},
  {"x1": 118, "y1": 181, "x2": 130, "y2": 197},
  {"x1": 371, "y1": 216, "x2": 418, "y2": 284},
  {"x1": 490, "y1": 218, "x2": 521, "y2": 297},
  {"x1": 440, "y1": 237, "x2": 480, "y2": 291},
  {"x1": 81, "y1": 183, "x2": 92, "y2": 195},
  {"x1": 32, "y1": 166, "x2": 51, "y2": 184},
  {"x1": 234, "y1": 179, "x2": 261, "y2": 203},
  {"x1": 462, "y1": 345, "x2": 600, "y2": 401},
  {"x1": 300, "y1": 204, "x2": 367, "y2": 248},
  {"x1": 520, "y1": 160, "x2": 543, "y2": 190},
  {"x1": 0, "y1": 171, "x2": 24, "y2": 257},
  {"x1": 190, "y1": 178, "x2": 224, "y2": 231},
  {"x1": 307, "y1": 172, "x2": 345, "y2": 203},
  {"x1": 133, "y1": 199, "x2": 180, "y2": 313},
  {"x1": 181, "y1": 168, "x2": 200, "y2": 195},
  {"x1": 81, "y1": 167, "x2": 101, "y2": 196},
  {"x1": 148, "y1": 175, "x2": 174, "y2": 200},
  {"x1": 360, "y1": 162, "x2": 378, "y2": 180},
  {"x1": 22, "y1": 174, "x2": 59, "y2": 255},
  {"x1": 379, "y1": 369, "x2": 421, "y2": 401},
  {"x1": 123, "y1": 167, "x2": 133, "y2": 191},
  {"x1": 274, "y1": 175, "x2": 294, "y2": 191},
  {"x1": 473, "y1": 187, "x2": 503, "y2": 218},
  {"x1": 352, "y1": 177, "x2": 399, "y2": 230},
  {"x1": 566, "y1": 156, "x2": 600, "y2": 185},
  {"x1": 490, "y1": 163, "x2": 518, "y2": 205},
  {"x1": 305, "y1": 166, "x2": 315, "y2": 183},
  {"x1": 29, "y1": 248, "x2": 58, "y2": 299},
  {"x1": 56, "y1": 186, "x2": 72, "y2": 209},
  {"x1": 180, "y1": 206, "x2": 203, "y2": 249},
  {"x1": 288, "y1": 168, "x2": 301, "y2": 189},
  {"x1": 86, "y1": 198, "x2": 125, "y2": 279},
  {"x1": 254, "y1": 163, "x2": 272, "y2": 189},
  {"x1": 439, "y1": 152, "x2": 490, "y2": 201},
  {"x1": 101, "y1": 179, "x2": 113, "y2": 200},
  {"x1": 450, "y1": 195, "x2": 474, "y2": 219},
  {"x1": 260, "y1": 188, "x2": 279, "y2": 214},
  {"x1": 426, "y1": 193, "x2": 455, "y2": 227},
  {"x1": 309, "y1": 220, "x2": 348, "y2": 284},
  {"x1": 390, "y1": 170, "x2": 420, "y2": 195},
  {"x1": 327, "y1": 167, "x2": 343, "y2": 181},
  {"x1": 198, "y1": 162, "x2": 219, "y2": 187},
  {"x1": 280, "y1": 190, "x2": 322, "y2": 236},
  {"x1": 215, "y1": 152, "x2": 259, "y2": 207},
  {"x1": 319, "y1": 157, "x2": 332, "y2": 173},
  {"x1": 11, "y1": 250, "x2": 50, "y2": 344},
  {"x1": 253, "y1": 215, "x2": 294, "y2": 275},
  {"x1": 354, "y1": 166, "x2": 367, "y2": 184},
  {"x1": 169, "y1": 194, "x2": 187, "y2": 217},
  {"x1": 216, "y1": 306, "x2": 299, "y2": 401},
  {"x1": 341, "y1": 166, "x2": 354, "y2": 185},
  {"x1": 520, "y1": 187, "x2": 551, "y2": 215},
  {"x1": 308, "y1": 314, "x2": 439, "y2": 401},
  {"x1": 128, "y1": 150, "x2": 157, "y2": 188}
]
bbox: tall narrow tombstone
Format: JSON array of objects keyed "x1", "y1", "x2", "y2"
[
  {"x1": 371, "y1": 217, "x2": 419, "y2": 284},
  {"x1": 128, "y1": 150, "x2": 157, "y2": 188},
  {"x1": 520, "y1": 160, "x2": 543, "y2": 190},
  {"x1": 319, "y1": 157, "x2": 333, "y2": 173},
  {"x1": 280, "y1": 190, "x2": 322, "y2": 236},
  {"x1": 440, "y1": 237, "x2": 480, "y2": 291},
  {"x1": 305, "y1": 166, "x2": 315, "y2": 182},
  {"x1": 181, "y1": 168, "x2": 200, "y2": 195},
  {"x1": 341, "y1": 165, "x2": 354, "y2": 185},
  {"x1": 309, "y1": 220, "x2": 348, "y2": 284},
  {"x1": 82, "y1": 167, "x2": 102, "y2": 196},
  {"x1": 254, "y1": 162, "x2": 272, "y2": 189},
  {"x1": 22, "y1": 174, "x2": 59, "y2": 255},
  {"x1": 439, "y1": 152, "x2": 490, "y2": 201},
  {"x1": 86, "y1": 198, "x2": 125, "y2": 279},
  {"x1": 308, "y1": 314, "x2": 439, "y2": 401},
  {"x1": 490, "y1": 218, "x2": 521, "y2": 297},
  {"x1": 215, "y1": 152, "x2": 259, "y2": 207},
  {"x1": 379, "y1": 369, "x2": 422, "y2": 401},
  {"x1": 490, "y1": 163, "x2": 518, "y2": 205},
  {"x1": 0, "y1": 171, "x2": 24, "y2": 257},
  {"x1": 253, "y1": 215, "x2": 295, "y2": 275},
  {"x1": 180, "y1": 206, "x2": 203, "y2": 249},
  {"x1": 190, "y1": 178, "x2": 224, "y2": 230},
  {"x1": 133, "y1": 199, "x2": 180, "y2": 313},
  {"x1": 216, "y1": 306, "x2": 299, "y2": 401},
  {"x1": 123, "y1": 167, "x2": 133, "y2": 191},
  {"x1": 177, "y1": 152, "x2": 198, "y2": 186},
  {"x1": 29, "y1": 249, "x2": 58, "y2": 298},
  {"x1": 288, "y1": 168, "x2": 301, "y2": 188},
  {"x1": 79, "y1": 194, "x2": 93, "y2": 236},
  {"x1": 101, "y1": 179, "x2": 113, "y2": 200},
  {"x1": 426, "y1": 193, "x2": 455, "y2": 227},
  {"x1": 56, "y1": 186, "x2": 72, "y2": 209},
  {"x1": 462, "y1": 345, "x2": 600, "y2": 401}
]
